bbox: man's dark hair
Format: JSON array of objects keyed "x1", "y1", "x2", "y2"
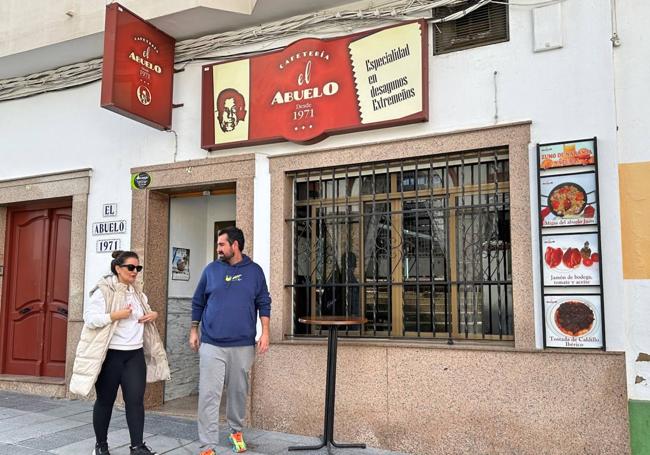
[{"x1": 218, "y1": 226, "x2": 245, "y2": 252}]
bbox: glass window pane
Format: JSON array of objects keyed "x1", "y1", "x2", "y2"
[
  {"x1": 361, "y1": 174, "x2": 388, "y2": 194},
  {"x1": 295, "y1": 181, "x2": 308, "y2": 201}
]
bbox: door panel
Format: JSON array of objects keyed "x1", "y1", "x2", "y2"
[
  {"x1": 1, "y1": 204, "x2": 71, "y2": 377},
  {"x1": 42, "y1": 207, "x2": 71, "y2": 377},
  {"x1": 3, "y1": 210, "x2": 49, "y2": 376}
]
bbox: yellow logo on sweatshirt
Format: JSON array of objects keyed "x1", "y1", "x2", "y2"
[{"x1": 225, "y1": 274, "x2": 242, "y2": 282}]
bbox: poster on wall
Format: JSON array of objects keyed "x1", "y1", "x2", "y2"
[
  {"x1": 542, "y1": 233, "x2": 600, "y2": 286},
  {"x1": 544, "y1": 294, "x2": 603, "y2": 348},
  {"x1": 539, "y1": 139, "x2": 595, "y2": 169},
  {"x1": 171, "y1": 247, "x2": 190, "y2": 281},
  {"x1": 539, "y1": 172, "x2": 597, "y2": 227},
  {"x1": 201, "y1": 20, "x2": 428, "y2": 151}
]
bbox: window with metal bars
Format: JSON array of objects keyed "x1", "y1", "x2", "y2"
[
  {"x1": 433, "y1": 1, "x2": 509, "y2": 55},
  {"x1": 288, "y1": 148, "x2": 513, "y2": 342}
]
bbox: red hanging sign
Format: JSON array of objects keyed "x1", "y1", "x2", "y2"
[
  {"x1": 201, "y1": 20, "x2": 428, "y2": 151},
  {"x1": 101, "y1": 3, "x2": 175, "y2": 130}
]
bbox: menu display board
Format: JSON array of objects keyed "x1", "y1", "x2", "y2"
[
  {"x1": 536, "y1": 138, "x2": 605, "y2": 349},
  {"x1": 540, "y1": 172, "x2": 597, "y2": 227},
  {"x1": 544, "y1": 294, "x2": 603, "y2": 348}
]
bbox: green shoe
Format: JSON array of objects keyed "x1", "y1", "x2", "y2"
[{"x1": 228, "y1": 431, "x2": 247, "y2": 453}]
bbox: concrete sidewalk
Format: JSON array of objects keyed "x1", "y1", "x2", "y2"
[{"x1": 0, "y1": 391, "x2": 409, "y2": 455}]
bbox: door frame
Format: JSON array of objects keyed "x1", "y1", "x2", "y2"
[
  {"x1": 129, "y1": 155, "x2": 255, "y2": 407},
  {"x1": 0, "y1": 169, "x2": 89, "y2": 389},
  {"x1": 0, "y1": 197, "x2": 73, "y2": 376}
]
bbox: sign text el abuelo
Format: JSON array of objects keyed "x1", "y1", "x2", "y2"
[
  {"x1": 201, "y1": 21, "x2": 428, "y2": 150},
  {"x1": 101, "y1": 3, "x2": 175, "y2": 130}
]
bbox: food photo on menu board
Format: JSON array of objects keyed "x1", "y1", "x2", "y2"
[
  {"x1": 540, "y1": 172, "x2": 597, "y2": 227},
  {"x1": 539, "y1": 140, "x2": 595, "y2": 169},
  {"x1": 544, "y1": 294, "x2": 602, "y2": 348},
  {"x1": 542, "y1": 233, "x2": 600, "y2": 286}
]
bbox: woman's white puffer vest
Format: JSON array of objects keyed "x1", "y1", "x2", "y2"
[{"x1": 69, "y1": 275, "x2": 170, "y2": 396}]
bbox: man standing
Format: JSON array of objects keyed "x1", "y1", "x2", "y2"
[{"x1": 190, "y1": 226, "x2": 270, "y2": 454}]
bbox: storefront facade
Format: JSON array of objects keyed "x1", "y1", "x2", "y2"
[
  {"x1": 255, "y1": 122, "x2": 628, "y2": 453},
  {"x1": 0, "y1": 0, "x2": 644, "y2": 453}
]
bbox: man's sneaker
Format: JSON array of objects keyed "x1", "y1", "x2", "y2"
[
  {"x1": 199, "y1": 450, "x2": 216, "y2": 455},
  {"x1": 129, "y1": 442, "x2": 158, "y2": 455},
  {"x1": 93, "y1": 442, "x2": 110, "y2": 455},
  {"x1": 228, "y1": 431, "x2": 247, "y2": 453}
]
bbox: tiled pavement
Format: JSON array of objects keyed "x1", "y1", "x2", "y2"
[{"x1": 0, "y1": 391, "x2": 409, "y2": 455}]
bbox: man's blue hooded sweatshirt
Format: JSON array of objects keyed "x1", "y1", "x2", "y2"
[{"x1": 191, "y1": 255, "x2": 271, "y2": 347}]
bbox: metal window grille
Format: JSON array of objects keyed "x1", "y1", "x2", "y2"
[
  {"x1": 433, "y1": 1, "x2": 509, "y2": 55},
  {"x1": 288, "y1": 148, "x2": 513, "y2": 342}
]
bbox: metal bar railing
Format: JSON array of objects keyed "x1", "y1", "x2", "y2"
[{"x1": 289, "y1": 148, "x2": 512, "y2": 341}]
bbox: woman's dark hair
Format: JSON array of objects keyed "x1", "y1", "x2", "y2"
[
  {"x1": 217, "y1": 226, "x2": 245, "y2": 252},
  {"x1": 110, "y1": 250, "x2": 139, "y2": 275}
]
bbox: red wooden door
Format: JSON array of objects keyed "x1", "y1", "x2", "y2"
[{"x1": 1, "y1": 203, "x2": 71, "y2": 377}]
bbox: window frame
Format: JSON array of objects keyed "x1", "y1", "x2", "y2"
[{"x1": 288, "y1": 148, "x2": 513, "y2": 343}]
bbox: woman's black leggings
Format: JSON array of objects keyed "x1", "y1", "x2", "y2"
[{"x1": 93, "y1": 348, "x2": 146, "y2": 446}]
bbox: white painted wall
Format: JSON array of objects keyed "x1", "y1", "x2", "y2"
[
  {"x1": 205, "y1": 194, "x2": 237, "y2": 262},
  {"x1": 0, "y1": 81, "x2": 175, "y2": 308},
  {"x1": 168, "y1": 197, "x2": 208, "y2": 297},
  {"x1": 613, "y1": 0, "x2": 650, "y2": 164},
  {"x1": 612, "y1": 0, "x2": 650, "y2": 400},
  {"x1": 0, "y1": 0, "x2": 626, "y2": 350}
]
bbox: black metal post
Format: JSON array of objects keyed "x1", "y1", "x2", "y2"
[
  {"x1": 328, "y1": 324, "x2": 365, "y2": 450},
  {"x1": 288, "y1": 324, "x2": 366, "y2": 452}
]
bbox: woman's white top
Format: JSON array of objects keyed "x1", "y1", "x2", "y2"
[{"x1": 83, "y1": 284, "x2": 146, "y2": 350}]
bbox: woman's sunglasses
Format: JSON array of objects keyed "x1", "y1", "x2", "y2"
[{"x1": 120, "y1": 264, "x2": 143, "y2": 272}]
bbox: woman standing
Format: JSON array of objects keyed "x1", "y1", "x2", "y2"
[{"x1": 70, "y1": 251, "x2": 170, "y2": 455}]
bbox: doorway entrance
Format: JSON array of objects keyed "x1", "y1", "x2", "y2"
[
  {"x1": 164, "y1": 184, "x2": 236, "y2": 404},
  {"x1": 0, "y1": 199, "x2": 72, "y2": 378},
  {"x1": 129, "y1": 154, "x2": 256, "y2": 408}
]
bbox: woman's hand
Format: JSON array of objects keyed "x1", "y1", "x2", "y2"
[
  {"x1": 138, "y1": 311, "x2": 158, "y2": 323},
  {"x1": 110, "y1": 307, "x2": 132, "y2": 321}
]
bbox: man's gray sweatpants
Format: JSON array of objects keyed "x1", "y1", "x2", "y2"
[{"x1": 198, "y1": 343, "x2": 255, "y2": 449}]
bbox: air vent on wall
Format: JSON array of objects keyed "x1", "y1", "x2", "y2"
[{"x1": 433, "y1": 1, "x2": 509, "y2": 54}]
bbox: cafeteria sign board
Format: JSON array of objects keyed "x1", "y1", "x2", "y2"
[
  {"x1": 201, "y1": 20, "x2": 428, "y2": 151},
  {"x1": 101, "y1": 3, "x2": 176, "y2": 130}
]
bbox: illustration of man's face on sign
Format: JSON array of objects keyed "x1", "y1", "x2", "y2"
[{"x1": 216, "y1": 88, "x2": 247, "y2": 132}]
